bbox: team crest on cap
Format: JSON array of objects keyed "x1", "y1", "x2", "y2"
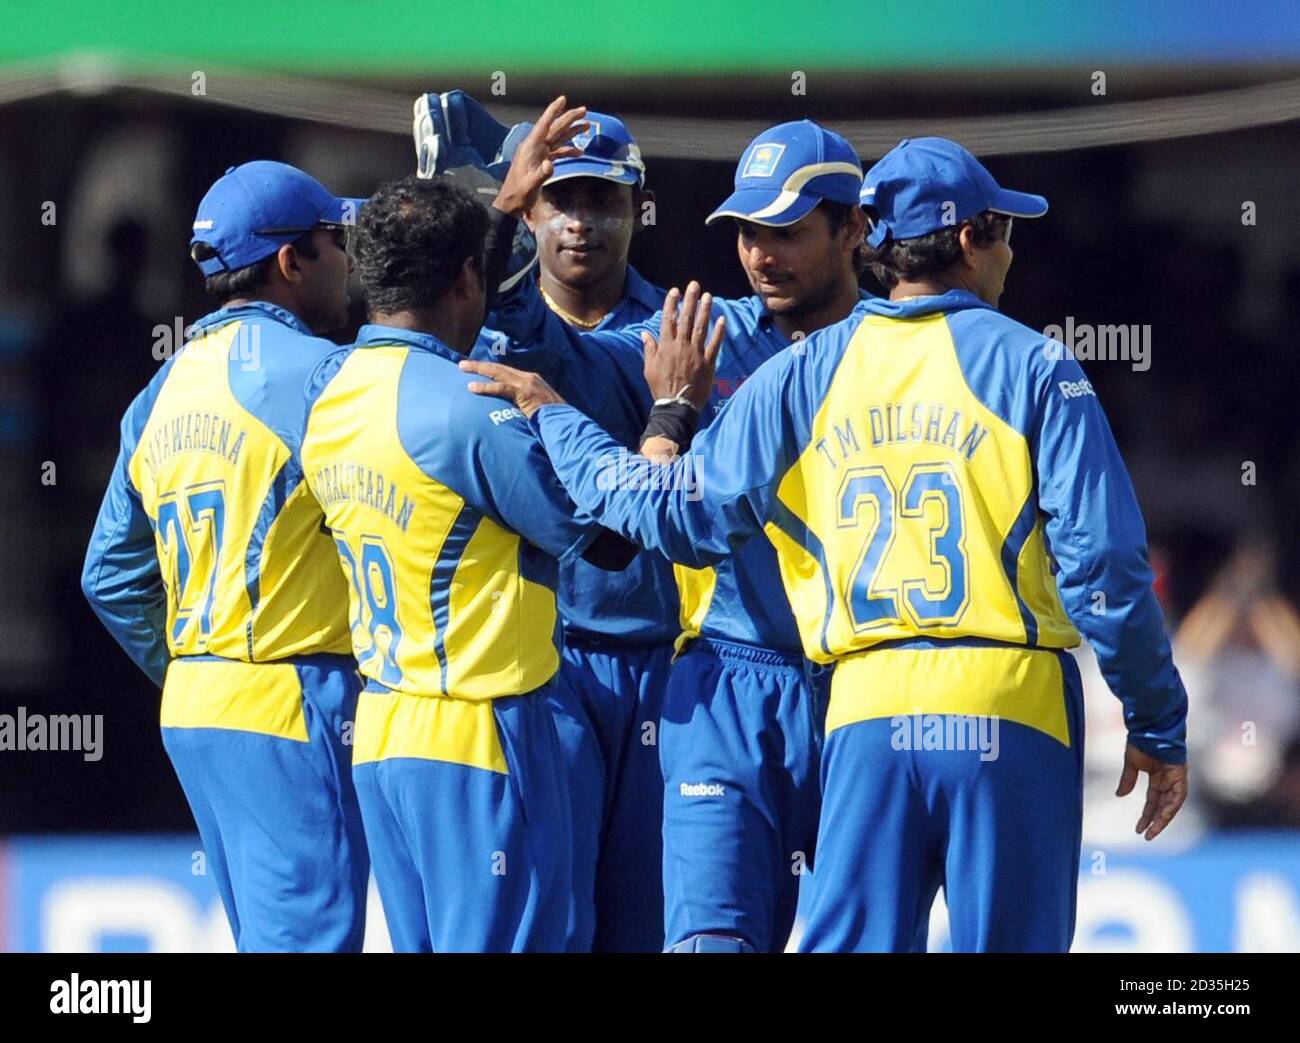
[
  {"x1": 742, "y1": 143, "x2": 785, "y2": 179},
  {"x1": 574, "y1": 119, "x2": 601, "y2": 148}
]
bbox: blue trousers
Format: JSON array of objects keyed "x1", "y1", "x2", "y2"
[
  {"x1": 800, "y1": 650, "x2": 1085, "y2": 952},
  {"x1": 549, "y1": 636, "x2": 675, "y2": 952},
  {"x1": 160, "y1": 654, "x2": 368, "y2": 952},
  {"x1": 660, "y1": 637, "x2": 825, "y2": 953},
  {"x1": 352, "y1": 687, "x2": 572, "y2": 952}
]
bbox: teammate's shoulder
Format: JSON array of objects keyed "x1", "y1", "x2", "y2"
[
  {"x1": 942, "y1": 298, "x2": 1082, "y2": 431},
  {"x1": 394, "y1": 355, "x2": 535, "y2": 489},
  {"x1": 397, "y1": 346, "x2": 529, "y2": 433},
  {"x1": 304, "y1": 344, "x2": 358, "y2": 409},
  {"x1": 780, "y1": 303, "x2": 874, "y2": 378},
  {"x1": 710, "y1": 294, "x2": 768, "y2": 333},
  {"x1": 205, "y1": 303, "x2": 344, "y2": 397},
  {"x1": 622, "y1": 266, "x2": 666, "y2": 317},
  {"x1": 944, "y1": 296, "x2": 1052, "y2": 362}
]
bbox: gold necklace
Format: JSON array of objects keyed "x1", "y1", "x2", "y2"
[{"x1": 540, "y1": 284, "x2": 607, "y2": 330}]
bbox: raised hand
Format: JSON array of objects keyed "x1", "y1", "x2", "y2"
[
  {"x1": 642, "y1": 282, "x2": 726, "y2": 411},
  {"x1": 492, "y1": 96, "x2": 588, "y2": 217}
]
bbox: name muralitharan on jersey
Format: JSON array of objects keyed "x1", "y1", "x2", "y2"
[
  {"x1": 124, "y1": 304, "x2": 351, "y2": 663},
  {"x1": 301, "y1": 325, "x2": 601, "y2": 707},
  {"x1": 531, "y1": 290, "x2": 1188, "y2": 759}
]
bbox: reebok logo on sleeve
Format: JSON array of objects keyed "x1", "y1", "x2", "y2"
[
  {"x1": 489, "y1": 407, "x2": 526, "y2": 425},
  {"x1": 1057, "y1": 378, "x2": 1096, "y2": 400}
]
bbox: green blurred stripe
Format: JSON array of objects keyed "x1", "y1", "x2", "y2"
[{"x1": 5, "y1": 0, "x2": 1300, "y2": 72}]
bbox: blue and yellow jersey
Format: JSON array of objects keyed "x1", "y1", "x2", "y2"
[
  {"x1": 492, "y1": 273, "x2": 872, "y2": 654},
  {"x1": 301, "y1": 324, "x2": 603, "y2": 702},
  {"x1": 530, "y1": 290, "x2": 1188, "y2": 761},
  {"x1": 479, "y1": 266, "x2": 677, "y2": 644},
  {"x1": 82, "y1": 302, "x2": 352, "y2": 686}
]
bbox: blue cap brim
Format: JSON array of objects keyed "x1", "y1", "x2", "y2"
[
  {"x1": 323, "y1": 196, "x2": 369, "y2": 224},
  {"x1": 988, "y1": 187, "x2": 1048, "y2": 218},
  {"x1": 545, "y1": 159, "x2": 642, "y2": 187},
  {"x1": 705, "y1": 187, "x2": 820, "y2": 228}
]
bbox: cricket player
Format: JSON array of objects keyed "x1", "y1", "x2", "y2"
[
  {"x1": 453, "y1": 100, "x2": 674, "y2": 952},
  {"x1": 82, "y1": 161, "x2": 370, "y2": 951},
  {"x1": 301, "y1": 102, "x2": 636, "y2": 952},
  {"x1": 464, "y1": 137, "x2": 1190, "y2": 952},
  {"x1": 468, "y1": 120, "x2": 870, "y2": 953}
]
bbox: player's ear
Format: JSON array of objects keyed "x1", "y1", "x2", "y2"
[
  {"x1": 273, "y1": 242, "x2": 302, "y2": 284},
  {"x1": 957, "y1": 222, "x2": 980, "y2": 267},
  {"x1": 842, "y1": 204, "x2": 867, "y2": 250}
]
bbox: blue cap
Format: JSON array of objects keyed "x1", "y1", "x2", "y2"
[
  {"x1": 861, "y1": 137, "x2": 1048, "y2": 247},
  {"x1": 706, "y1": 120, "x2": 863, "y2": 227},
  {"x1": 190, "y1": 161, "x2": 367, "y2": 275},
  {"x1": 547, "y1": 111, "x2": 646, "y2": 188}
]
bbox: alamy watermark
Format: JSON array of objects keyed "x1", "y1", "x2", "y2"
[
  {"x1": 1043, "y1": 317, "x2": 1150, "y2": 372},
  {"x1": 594, "y1": 447, "x2": 704, "y2": 501},
  {"x1": 0, "y1": 707, "x2": 103, "y2": 761},
  {"x1": 890, "y1": 711, "x2": 1000, "y2": 762},
  {"x1": 153, "y1": 318, "x2": 262, "y2": 371},
  {"x1": 50, "y1": 975, "x2": 150, "y2": 1022}
]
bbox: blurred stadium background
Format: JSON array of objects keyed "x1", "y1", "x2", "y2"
[{"x1": 2, "y1": 1, "x2": 1299, "y2": 951}]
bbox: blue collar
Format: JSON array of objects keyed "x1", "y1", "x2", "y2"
[
  {"x1": 189, "y1": 300, "x2": 314, "y2": 337},
  {"x1": 862, "y1": 288, "x2": 992, "y2": 320},
  {"x1": 622, "y1": 266, "x2": 664, "y2": 313},
  {"x1": 355, "y1": 323, "x2": 464, "y2": 364}
]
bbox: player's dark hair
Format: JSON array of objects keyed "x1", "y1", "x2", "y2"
[
  {"x1": 194, "y1": 234, "x2": 319, "y2": 306},
  {"x1": 820, "y1": 200, "x2": 869, "y2": 276},
  {"x1": 355, "y1": 176, "x2": 488, "y2": 314},
  {"x1": 862, "y1": 209, "x2": 1005, "y2": 289}
]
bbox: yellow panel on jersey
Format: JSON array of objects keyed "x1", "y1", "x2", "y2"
[
  {"x1": 302, "y1": 336, "x2": 570, "y2": 702},
  {"x1": 350, "y1": 687, "x2": 508, "y2": 772},
  {"x1": 671, "y1": 563, "x2": 719, "y2": 655},
  {"x1": 126, "y1": 316, "x2": 351, "y2": 662},
  {"x1": 825, "y1": 645, "x2": 1070, "y2": 747},
  {"x1": 1016, "y1": 521, "x2": 1081, "y2": 649},
  {"x1": 773, "y1": 312, "x2": 1079, "y2": 660},
  {"x1": 160, "y1": 658, "x2": 309, "y2": 741},
  {"x1": 441, "y1": 520, "x2": 558, "y2": 697}
]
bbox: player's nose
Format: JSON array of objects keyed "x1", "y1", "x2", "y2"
[{"x1": 564, "y1": 209, "x2": 592, "y2": 232}]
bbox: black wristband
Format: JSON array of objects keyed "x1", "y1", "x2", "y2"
[
  {"x1": 639, "y1": 401, "x2": 701, "y2": 452},
  {"x1": 482, "y1": 207, "x2": 519, "y2": 314}
]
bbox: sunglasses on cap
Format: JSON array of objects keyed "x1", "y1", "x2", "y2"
[{"x1": 255, "y1": 220, "x2": 352, "y2": 250}]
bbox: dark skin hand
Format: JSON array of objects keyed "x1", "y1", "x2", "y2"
[
  {"x1": 460, "y1": 280, "x2": 726, "y2": 438},
  {"x1": 491, "y1": 96, "x2": 589, "y2": 218},
  {"x1": 642, "y1": 281, "x2": 726, "y2": 410},
  {"x1": 459, "y1": 358, "x2": 567, "y2": 418},
  {"x1": 1116, "y1": 744, "x2": 1189, "y2": 840}
]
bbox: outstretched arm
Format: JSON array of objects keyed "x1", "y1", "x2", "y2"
[{"x1": 462, "y1": 286, "x2": 795, "y2": 569}]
